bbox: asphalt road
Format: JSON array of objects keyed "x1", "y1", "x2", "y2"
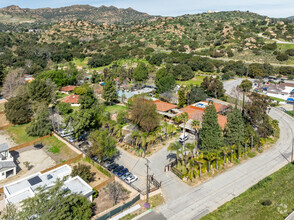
[
  {"x1": 156, "y1": 107, "x2": 294, "y2": 219},
  {"x1": 140, "y1": 78, "x2": 294, "y2": 220}
]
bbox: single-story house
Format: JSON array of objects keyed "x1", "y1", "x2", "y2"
[
  {"x1": 179, "y1": 105, "x2": 227, "y2": 130},
  {"x1": 61, "y1": 95, "x2": 80, "y2": 106},
  {"x1": 153, "y1": 100, "x2": 178, "y2": 118},
  {"x1": 4, "y1": 165, "x2": 94, "y2": 207},
  {"x1": 60, "y1": 86, "x2": 77, "y2": 94}
]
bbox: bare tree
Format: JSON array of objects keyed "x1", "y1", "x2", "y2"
[
  {"x1": 105, "y1": 181, "x2": 125, "y2": 205},
  {"x1": 2, "y1": 68, "x2": 25, "y2": 99}
]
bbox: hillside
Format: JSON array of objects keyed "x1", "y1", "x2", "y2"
[{"x1": 0, "y1": 5, "x2": 155, "y2": 24}]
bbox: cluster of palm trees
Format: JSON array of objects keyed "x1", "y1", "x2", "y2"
[
  {"x1": 129, "y1": 122, "x2": 177, "y2": 156},
  {"x1": 168, "y1": 141, "x2": 254, "y2": 182}
]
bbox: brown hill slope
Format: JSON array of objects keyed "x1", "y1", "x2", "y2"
[{"x1": 0, "y1": 5, "x2": 156, "y2": 24}]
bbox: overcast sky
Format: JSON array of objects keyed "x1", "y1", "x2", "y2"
[{"x1": 0, "y1": 0, "x2": 293, "y2": 18}]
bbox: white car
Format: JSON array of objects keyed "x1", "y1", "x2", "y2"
[
  {"x1": 179, "y1": 133, "x2": 189, "y2": 142},
  {"x1": 121, "y1": 172, "x2": 132, "y2": 181},
  {"x1": 125, "y1": 175, "x2": 138, "y2": 184}
]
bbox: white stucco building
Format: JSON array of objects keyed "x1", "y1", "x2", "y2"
[
  {"x1": 264, "y1": 83, "x2": 294, "y2": 101},
  {"x1": 0, "y1": 143, "x2": 16, "y2": 181},
  {"x1": 4, "y1": 165, "x2": 94, "y2": 207}
]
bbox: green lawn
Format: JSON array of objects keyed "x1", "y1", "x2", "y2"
[
  {"x1": 269, "y1": 96, "x2": 285, "y2": 102},
  {"x1": 105, "y1": 105, "x2": 127, "y2": 114},
  {"x1": 277, "y1": 43, "x2": 294, "y2": 51},
  {"x1": 177, "y1": 75, "x2": 206, "y2": 86},
  {"x1": 202, "y1": 162, "x2": 294, "y2": 220},
  {"x1": 56, "y1": 92, "x2": 68, "y2": 100},
  {"x1": 6, "y1": 124, "x2": 40, "y2": 145},
  {"x1": 43, "y1": 136, "x2": 78, "y2": 160}
]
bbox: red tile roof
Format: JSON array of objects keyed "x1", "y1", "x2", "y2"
[
  {"x1": 180, "y1": 105, "x2": 227, "y2": 129},
  {"x1": 202, "y1": 100, "x2": 228, "y2": 113},
  {"x1": 153, "y1": 100, "x2": 177, "y2": 112},
  {"x1": 61, "y1": 86, "x2": 77, "y2": 92},
  {"x1": 61, "y1": 95, "x2": 79, "y2": 104}
]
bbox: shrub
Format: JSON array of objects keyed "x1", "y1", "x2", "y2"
[
  {"x1": 261, "y1": 200, "x2": 272, "y2": 206},
  {"x1": 71, "y1": 163, "x2": 93, "y2": 183},
  {"x1": 276, "y1": 53, "x2": 289, "y2": 61}
]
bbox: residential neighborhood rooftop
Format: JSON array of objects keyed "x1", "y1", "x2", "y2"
[
  {"x1": 153, "y1": 100, "x2": 178, "y2": 112},
  {"x1": 4, "y1": 165, "x2": 93, "y2": 205},
  {"x1": 61, "y1": 85, "x2": 77, "y2": 92},
  {"x1": 0, "y1": 143, "x2": 9, "y2": 152},
  {"x1": 61, "y1": 95, "x2": 79, "y2": 104}
]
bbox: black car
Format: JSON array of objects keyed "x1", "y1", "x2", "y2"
[
  {"x1": 108, "y1": 163, "x2": 118, "y2": 171},
  {"x1": 113, "y1": 166, "x2": 124, "y2": 174}
]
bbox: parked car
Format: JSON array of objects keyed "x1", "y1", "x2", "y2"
[
  {"x1": 121, "y1": 172, "x2": 132, "y2": 181},
  {"x1": 125, "y1": 175, "x2": 138, "y2": 184},
  {"x1": 78, "y1": 141, "x2": 89, "y2": 148},
  {"x1": 104, "y1": 161, "x2": 114, "y2": 169},
  {"x1": 179, "y1": 133, "x2": 189, "y2": 142},
  {"x1": 108, "y1": 163, "x2": 118, "y2": 171},
  {"x1": 117, "y1": 168, "x2": 129, "y2": 177},
  {"x1": 113, "y1": 166, "x2": 124, "y2": 174}
]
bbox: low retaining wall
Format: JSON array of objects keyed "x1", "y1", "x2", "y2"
[
  {"x1": 92, "y1": 194, "x2": 141, "y2": 220},
  {"x1": 53, "y1": 132, "x2": 83, "y2": 155},
  {"x1": 9, "y1": 134, "x2": 52, "y2": 152}
]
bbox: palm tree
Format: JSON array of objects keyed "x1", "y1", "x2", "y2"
[
  {"x1": 167, "y1": 142, "x2": 182, "y2": 166},
  {"x1": 186, "y1": 158, "x2": 197, "y2": 182},
  {"x1": 214, "y1": 150, "x2": 221, "y2": 169},
  {"x1": 191, "y1": 119, "x2": 201, "y2": 142},
  {"x1": 163, "y1": 121, "x2": 169, "y2": 140},
  {"x1": 230, "y1": 145, "x2": 236, "y2": 163},
  {"x1": 220, "y1": 146, "x2": 230, "y2": 167},
  {"x1": 185, "y1": 142, "x2": 196, "y2": 159},
  {"x1": 195, "y1": 152, "x2": 204, "y2": 179},
  {"x1": 204, "y1": 151, "x2": 216, "y2": 173}
]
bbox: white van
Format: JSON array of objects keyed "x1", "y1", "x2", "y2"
[{"x1": 179, "y1": 133, "x2": 189, "y2": 142}]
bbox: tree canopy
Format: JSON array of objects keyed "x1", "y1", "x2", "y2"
[
  {"x1": 129, "y1": 96, "x2": 160, "y2": 132},
  {"x1": 5, "y1": 95, "x2": 32, "y2": 124},
  {"x1": 200, "y1": 104, "x2": 223, "y2": 151},
  {"x1": 88, "y1": 129, "x2": 118, "y2": 161}
]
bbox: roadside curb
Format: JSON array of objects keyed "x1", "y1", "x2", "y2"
[{"x1": 133, "y1": 209, "x2": 152, "y2": 220}]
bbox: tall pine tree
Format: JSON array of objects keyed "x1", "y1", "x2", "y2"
[
  {"x1": 102, "y1": 80, "x2": 118, "y2": 105},
  {"x1": 200, "y1": 104, "x2": 223, "y2": 151},
  {"x1": 224, "y1": 108, "x2": 244, "y2": 146}
]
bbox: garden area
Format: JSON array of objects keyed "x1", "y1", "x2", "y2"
[
  {"x1": 177, "y1": 75, "x2": 206, "y2": 86},
  {"x1": 43, "y1": 136, "x2": 79, "y2": 162},
  {"x1": 201, "y1": 162, "x2": 294, "y2": 220}
]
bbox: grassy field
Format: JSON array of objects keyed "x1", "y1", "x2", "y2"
[
  {"x1": 43, "y1": 136, "x2": 79, "y2": 161},
  {"x1": 277, "y1": 43, "x2": 294, "y2": 51},
  {"x1": 105, "y1": 105, "x2": 127, "y2": 114},
  {"x1": 202, "y1": 162, "x2": 294, "y2": 220},
  {"x1": 6, "y1": 124, "x2": 40, "y2": 144},
  {"x1": 269, "y1": 96, "x2": 285, "y2": 102},
  {"x1": 177, "y1": 75, "x2": 206, "y2": 86}
]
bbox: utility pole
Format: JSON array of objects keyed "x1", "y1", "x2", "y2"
[{"x1": 144, "y1": 158, "x2": 150, "y2": 209}]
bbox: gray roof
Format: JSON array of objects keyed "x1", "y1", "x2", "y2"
[
  {"x1": 0, "y1": 143, "x2": 9, "y2": 152},
  {"x1": 0, "y1": 161, "x2": 16, "y2": 171}
]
